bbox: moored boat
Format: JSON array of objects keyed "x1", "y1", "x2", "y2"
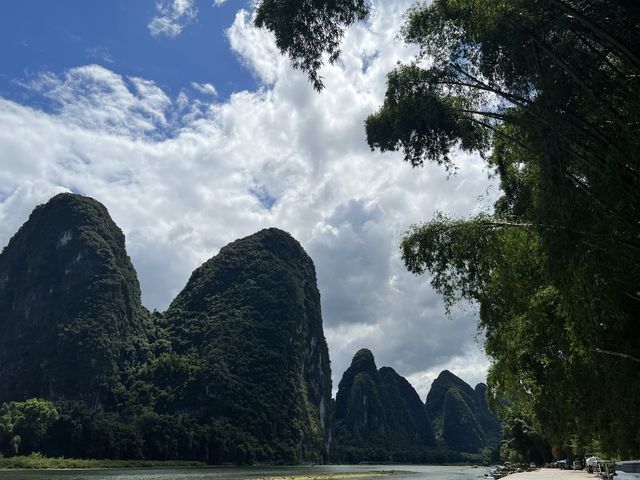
[{"x1": 616, "y1": 460, "x2": 640, "y2": 480}]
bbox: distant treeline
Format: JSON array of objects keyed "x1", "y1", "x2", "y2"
[
  {"x1": 0, "y1": 399, "x2": 261, "y2": 464},
  {"x1": 0, "y1": 452, "x2": 205, "y2": 470},
  {"x1": 0, "y1": 397, "x2": 498, "y2": 465}
]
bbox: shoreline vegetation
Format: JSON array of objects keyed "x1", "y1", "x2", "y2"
[
  {"x1": 0, "y1": 453, "x2": 427, "y2": 473},
  {"x1": 0, "y1": 452, "x2": 206, "y2": 469},
  {"x1": 0, "y1": 451, "x2": 488, "y2": 471},
  {"x1": 0, "y1": 454, "x2": 404, "y2": 478}
]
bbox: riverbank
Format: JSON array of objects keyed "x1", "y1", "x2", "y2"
[
  {"x1": 510, "y1": 469, "x2": 591, "y2": 479},
  {"x1": 0, "y1": 453, "x2": 206, "y2": 469},
  {"x1": 0, "y1": 464, "x2": 482, "y2": 480},
  {"x1": 253, "y1": 473, "x2": 399, "y2": 480}
]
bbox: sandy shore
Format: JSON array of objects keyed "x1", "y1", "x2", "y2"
[
  {"x1": 240, "y1": 469, "x2": 595, "y2": 480},
  {"x1": 510, "y1": 469, "x2": 592, "y2": 479},
  {"x1": 253, "y1": 473, "x2": 395, "y2": 480}
]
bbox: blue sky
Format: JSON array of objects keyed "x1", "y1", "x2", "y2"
[
  {"x1": 0, "y1": 0, "x2": 494, "y2": 396},
  {"x1": 0, "y1": 0, "x2": 254, "y2": 105}
]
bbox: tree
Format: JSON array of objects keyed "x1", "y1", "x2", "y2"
[
  {"x1": 392, "y1": 1, "x2": 640, "y2": 457},
  {"x1": 501, "y1": 413, "x2": 553, "y2": 465},
  {"x1": 0, "y1": 399, "x2": 59, "y2": 455},
  {"x1": 254, "y1": 0, "x2": 368, "y2": 90},
  {"x1": 256, "y1": 0, "x2": 640, "y2": 456}
]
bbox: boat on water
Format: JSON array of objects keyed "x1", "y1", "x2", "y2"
[{"x1": 616, "y1": 460, "x2": 640, "y2": 480}]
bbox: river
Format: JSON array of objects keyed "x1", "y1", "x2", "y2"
[{"x1": 0, "y1": 464, "x2": 486, "y2": 480}]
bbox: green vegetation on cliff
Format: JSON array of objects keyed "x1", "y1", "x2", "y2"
[
  {"x1": 0, "y1": 194, "x2": 501, "y2": 465},
  {"x1": 379, "y1": 367, "x2": 437, "y2": 449},
  {"x1": 333, "y1": 349, "x2": 392, "y2": 454},
  {"x1": 425, "y1": 371, "x2": 499, "y2": 453},
  {"x1": 161, "y1": 228, "x2": 332, "y2": 463},
  {"x1": 0, "y1": 195, "x2": 331, "y2": 464},
  {"x1": 332, "y1": 349, "x2": 495, "y2": 464},
  {"x1": 0, "y1": 193, "x2": 150, "y2": 408}
]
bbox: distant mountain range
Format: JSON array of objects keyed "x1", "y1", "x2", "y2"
[
  {"x1": 0, "y1": 193, "x2": 500, "y2": 464},
  {"x1": 332, "y1": 349, "x2": 500, "y2": 462}
]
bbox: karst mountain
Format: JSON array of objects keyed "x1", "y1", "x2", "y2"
[{"x1": 0, "y1": 194, "x2": 500, "y2": 464}]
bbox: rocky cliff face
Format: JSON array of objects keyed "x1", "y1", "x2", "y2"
[
  {"x1": 474, "y1": 383, "x2": 502, "y2": 447},
  {"x1": 164, "y1": 228, "x2": 332, "y2": 463},
  {"x1": 0, "y1": 193, "x2": 150, "y2": 407},
  {"x1": 334, "y1": 349, "x2": 387, "y2": 448},
  {"x1": 379, "y1": 367, "x2": 437, "y2": 448},
  {"x1": 440, "y1": 387, "x2": 485, "y2": 451},
  {"x1": 425, "y1": 370, "x2": 501, "y2": 452},
  {"x1": 333, "y1": 349, "x2": 437, "y2": 455}
]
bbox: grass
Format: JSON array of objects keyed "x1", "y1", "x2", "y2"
[{"x1": 0, "y1": 452, "x2": 206, "y2": 469}]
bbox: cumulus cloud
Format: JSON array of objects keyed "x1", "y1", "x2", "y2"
[
  {"x1": 148, "y1": 0, "x2": 198, "y2": 38},
  {"x1": 226, "y1": 10, "x2": 285, "y2": 85},
  {"x1": 191, "y1": 82, "x2": 218, "y2": 97},
  {"x1": 21, "y1": 65, "x2": 172, "y2": 137},
  {"x1": 0, "y1": 0, "x2": 496, "y2": 397},
  {"x1": 407, "y1": 344, "x2": 492, "y2": 399}
]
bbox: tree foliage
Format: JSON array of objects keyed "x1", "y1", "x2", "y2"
[
  {"x1": 402, "y1": 211, "x2": 640, "y2": 455},
  {"x1": 0, "y1": 399, "x2": 59, "y2": 455},
  {"x1": 255, "y1": 0, "x2": 368, "y2": 90},
  {"x1": 258, "y1": 0, "x2": 640, "y2": 457},
  {"x1": 500, "y1": 412, "x2": 553, "y2": 465},
  {"x1": 393, "y1": 1, "x2": 640, "y2": 457}
]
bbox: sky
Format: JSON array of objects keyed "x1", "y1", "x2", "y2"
[{"x1": 0, "y1": 0, "x2": 497, "y2": 399}]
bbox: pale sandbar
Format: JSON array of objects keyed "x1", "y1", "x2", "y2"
[
  {"x1": 510, "y1": 468, "x2": 593, "y2": 480},
  {"x1": 254, "y1": 472, "x2": 398, "y2": 480}
]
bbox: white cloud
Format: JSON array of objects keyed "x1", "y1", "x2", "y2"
[
  {"x1": 407, "y1": 343, "x2": 492, "y2": 400},
  {"x1": 148, "y1": 0, "x2": 198, "y2": 38},
  {"x1": 0, "y1": 0, "x2": 495, "y2": 395},
  {"x1": 226, "y1": 10, "x2": 285, "y2": 85},
  {"x1": 86, "y1": 46, "x2": 114, "y2": 64},
  {"x1": 22, "y1": 65, "x2": 173, "y2": 137},
  {"x1": 191, "y1": 82, "x2": 218, "y2": 97},
  {"x1": 213, "y1": 0, "x2": 227, "y2": 6}
]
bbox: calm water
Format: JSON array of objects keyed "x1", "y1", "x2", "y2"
[{"x1": 0, "y1": 465, "x2": 486, "y2": 480}]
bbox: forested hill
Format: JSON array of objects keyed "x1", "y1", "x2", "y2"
[
  {"x1": 162, "y1": 227, "x2": 332, "y2": 462},
  {"x1": 332, "y1": 349, "x2": 500, "y2": 463},
  {"x1": 332, "y1": 348, "x2": 438, "y2": 461},
  {"x1": 0, "y1": 194, "x2": 331, "y2": 464},
  {"x1": 425, "y1": 370, "x2": 501, "y2": 452},
  {"x1": 0, "y1": 194, "x2": 499, "y2": 465},
  {"x1": 0, "y1": 193, "x2": 151, "y2": 408}
]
